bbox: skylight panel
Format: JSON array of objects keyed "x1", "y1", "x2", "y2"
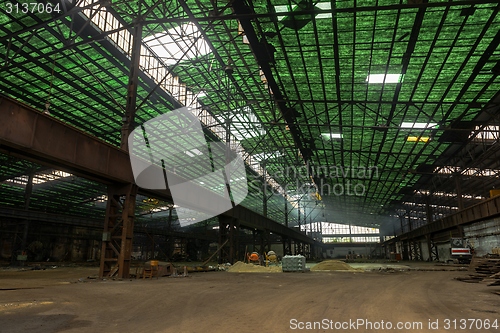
[
  {"x1": 274, "y1": 5, "x2": 290, "y2": 20},
  {"x1": 184, "y1": 148, "x2": 203, "y2": 157},
  {"x1": 470, "y1": 125, "x2": 499, "y2": 141},
  {"x1": 366, "y1": 74, "x2": 403, "y2": 84},
  {"x1": 143, "y1": 23, "x2": 210, "y2": 65},
  {"x1": 274, "y1": 3, "x2": 332, "y2": 19},
  {"x1": 321, "y1": 133, "x2": 343, "y2": 139},
  {"x1": 401, "y1": 122, "x2": 438, "y2": 129},
  {"x1": 315, "y1": 2, "x2": 332, "y2": 18}
]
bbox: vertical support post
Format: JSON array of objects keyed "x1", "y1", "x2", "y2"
[
  {"x1": 402, "y1": 241, "x2": 409, "y2": 260},
  {"x1": 218, "y1": 216, "x2": 238, "y2": 264},
  {"x1": 425, "y1": 196, "x2": 433, "y2": 224},
  {"x1": 455, "y1": 174, "x2": 464, "y2": 211},
  {"x1": 282, "y1": 236, "x2": 292, "y2": 256},
  {"x1": 12, "y1": 172, "x2": 34, "y2": 266},
  {"x1": 257, "y1": 229, "x2": 270, "y2": 255},
  {"x1": 21, "y1": 172, "x2": 34, "y2": 255},
  {"x1": 294, "y1": 241, "x2": 303, "y2": 255},
  {"x1": 218, "y1": 216, "x2": 228, "y2": 264},
  {"x1": 399, "y1": 215, "x2": 404, "y2": 234},
  {"x1": 426, "y1": 234, "x2": 439, "y2": 262},
  {"x1": 297, "y1": 200, "x2": 301, "y2": 232},
  {"x1": 99, "y1": 184, "x2": 137, "y2": 278},
  {"x1": 120, "y1": 21, "x2": 143, "y2": 151},
  {"x1": 100, "y1": 17, "x2": 142, "y2": 279},
  {"x1": 229, "y1": 217, "x2": 239, "y2": 264},
  {"x1": 166, "y1": 206, "x2": 173, "y2": 260},
  {"x1": 407, "y1": 211, "x2": 412, "y2": 231},
  {"x1": 284, "y1": 193, "x2": 288, "y2": 227},
  {"x1": 263, "y1": 167, "x2": 268, "y2": 218}
]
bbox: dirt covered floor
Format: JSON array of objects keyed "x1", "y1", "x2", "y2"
[{"x1": 1, "y1": 264, "x2": 499, "y2": 333}]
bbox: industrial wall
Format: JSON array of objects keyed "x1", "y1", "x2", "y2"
[
  {"x1": 0, "y1": 222, "x2": 102, "y2": 262},
  {"x1": 463, "y1": 216, "x2": 500, "y2": 256},
  {"x1": 323, "y1": 245, "x2": 378, "y2": 259},
  {"x1": 395, "y1": 216, "x2": 500, "y2": 262}
]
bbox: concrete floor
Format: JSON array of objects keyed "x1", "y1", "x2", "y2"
[{"x1": 0, "y1": 263, "x2": 498, "y2": 332}]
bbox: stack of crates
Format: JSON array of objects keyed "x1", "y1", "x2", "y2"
[{"x1": 282, "y1": 255, "x2": 306, "y2": 272}]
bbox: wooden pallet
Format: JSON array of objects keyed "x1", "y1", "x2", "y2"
[{"x1": 458, "y1": 256, "x2": 500, "y2": 286}]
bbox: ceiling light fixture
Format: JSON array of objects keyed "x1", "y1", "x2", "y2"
[{"x1": 407, "y1": 136, "x2": 430, "y2": 143}]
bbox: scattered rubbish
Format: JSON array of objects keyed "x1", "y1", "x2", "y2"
[{"x1": 456, "y1": 255, "x2": 500, "y2": 286}]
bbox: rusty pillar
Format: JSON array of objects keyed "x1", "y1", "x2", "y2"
[{"x1": 99, "y1": 184, "x2": 137, "y2": 278}]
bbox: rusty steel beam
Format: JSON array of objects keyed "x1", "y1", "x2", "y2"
[
  {"x1": 386, "y1": 194, "x2": 500, "y2": 244},
  {"x1": 0, "y1": 95, "x2": 316, "y2": 245},
  {"x1": 0, "y1": 96, "x2": 135, "y2": 184}
]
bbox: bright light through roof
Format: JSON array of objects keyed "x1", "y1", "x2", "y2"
[
  {"x1": 322, "y1": 133, "x2": 343, "y2": 139},
  {"x1": 274, "y1": 3, "x2": 332, "y2": 19},
  {"x1": 366, "y1": 74, "x2": 403, "y2": 84},
  {"x1": 401, "y1": 122, "x2": 438, "y2": 129},
  {"x1": 184, "y1": 148, "x2": 203, "y2": 157},
  {"x1": 252, "y1": 151, "x2": 282, "y2": 162},
  {"x1": 144, "y1": 23, "x2": 210, "y2": 65},
  {"x1": 315, "y1": 2, "x2": 332, "y2": 18}
]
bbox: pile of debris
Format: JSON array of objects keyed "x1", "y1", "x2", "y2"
[
  {"x1": 456, "y1": 255, "x2": 500, "y2": 286},
  {"x1": 310, "y1": 260, "x2": 362, "y2": 272},
  {"x1": 227, "y1": 261, "x2": 282, "y2": 273}
]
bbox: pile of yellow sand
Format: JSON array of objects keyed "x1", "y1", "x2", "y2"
[
  {"x1": 310, "y1": 260, "x2": 361, "y2": 271},
  {"x1": 227, "y1": 261, "x2": 282, "y2": 273}
]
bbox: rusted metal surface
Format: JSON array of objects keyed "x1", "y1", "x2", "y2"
[
  {"x1": 0, "y1": 95, "x2": 134, "y2": 184},
  {"x1": 99, "y1": 184, "x2": 137, "y2": 278},
  {"x1": 387, "y1": 195, "x2": 500, "y2": 244}
]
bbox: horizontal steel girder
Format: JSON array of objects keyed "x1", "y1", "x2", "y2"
[
  {"x1": 386, "y1": 194, "x2": 500, "y2": 244},
  {"x1": 0, "y1": 95, "x2": 316, "y2": 245}
]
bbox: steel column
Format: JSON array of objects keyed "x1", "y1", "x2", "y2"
[
  {"x1": 409, "y1": 240, "x2": 422, "y2": 261},
  {"x1": 282, "y1": 236, "x2": 292, "y2": 256},
  {"x1": 120, "y1": 21, "x2": 142, "y2": 151},
  {"x1": 426, "y1": 234, "x2": 439, "y2": 262},
  {"x1": 99, "y1": 183, "x2": 137, "y2": 278},
  {"x1": 455, "y1": 174, "x2": 464, "y2": 211},
  {"x1": 218, "y1": 215, "x2": 238, "y2": 264},
  {"x1": 294, "y1": 241, "x2": 304, "y2": 256}
]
